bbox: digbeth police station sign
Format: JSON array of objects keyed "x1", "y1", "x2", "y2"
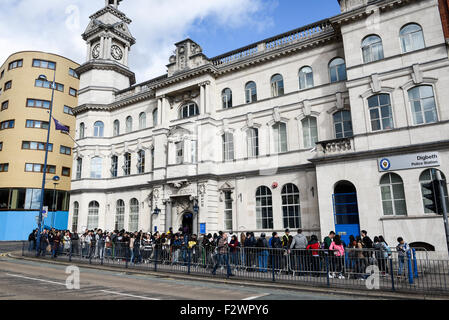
[{"x1": 378, "y1": 152, "x2": 440, "y2": 172}]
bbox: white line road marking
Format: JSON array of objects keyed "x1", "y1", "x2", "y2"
[
  {"x1": 6, "y1": 273, "x2": 66, "y2": 286},
  {"x1": 100, "y1": 290, "x2": 160, "y2": 300},
  {"x1": 242, "y1": 293, "x2": 270, "y2": 300}
]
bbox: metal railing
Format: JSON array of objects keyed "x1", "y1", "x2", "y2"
[{"x1": 23, "y1": 241, "x2": 449, "y2": 296}]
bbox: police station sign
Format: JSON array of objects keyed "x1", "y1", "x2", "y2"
[{"x1": 378, "y1": 152, "x2": 440, "y2": 172}]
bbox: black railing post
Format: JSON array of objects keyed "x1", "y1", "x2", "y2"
[
  {"x1": 188, "y1": 248, "x2": 191, "y2": 275},
  {"x1": 22, "y1": 241, "x2": 25, "y2": 256},
  {"x1": 154, "y1": 247, "x2": 158, "y2": 272},
  {"x1": 125, "y1": 247, "x2": 129, "y2": 269},
  {"x1": 69, "y1": 242, "x2": 72, "y2": 262},
  {"x1": 325, "y1": 253, "x2": 330, "y2": 287},
  {"x1": 389, "y1": 257, "x2": 395, "y2": 292}
]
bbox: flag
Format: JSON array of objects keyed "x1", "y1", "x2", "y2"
[{"x1": 52, "y1": 116, "x2": 69, "y2": 132}]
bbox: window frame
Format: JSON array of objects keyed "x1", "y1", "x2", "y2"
[
  {"x1": 329, "y1": 58, "x2": 347, "y2": 83},
  {"x1": 271, "y1": 74, "x2": 285, "y2": 97},
  {"x1": 247, "y1": 127, "x2": 259, "y2": 158},
  {"x1": 93, "y1": 121, "x2": 104, "y2": 137},
  {"x1": 408, "y1": 85, "x2": 438, "y2": 125},
  {"x1": 222, "y1": 88, "x2": 233, "y2": 109},
  {"x1": 380, "y1": 173, "x2": 408, "y2": 216},
  {"x1": 368, "y1": 94, "x2": 394, "y2": 131},
  {"x1": 32, "y1": 59, "x2": 56, "y2": 70},
  {"x1": 255, "y1": 186, "x2": 273, "y2": 230},
  {"x1": 299, "y1": 66, "x2": 314, "y2": 90},
  {"x1": 222, "y1": 132, "x2": 235, "y2": 162},
  {"x1": 361, "y1": 35, "x2": 384, "y2": 63},
  {"x1": 302, "y1": 116, "x2": 318, "y2": 149},
  {"x1": 281, "y1": 183, "x2": 301, "y2": 229},
  {"x1": 245, "y1": 81, "x2": 257, "y2": 104},
  {"x1": 8, "y1": 59, "x2": 23, "y2": 70},
  {"x1": 272, "y1": 122, "x2": 288, "y2": 154},
  {"x1": 179, "y1": 102, "x2": 199, "y2": 119},
  {"x1": 400, "y1": 23, "x2": 425, "y2": 53},
  {"x1": 333, "y1": 110, "x2": 353, "y2": 139}
]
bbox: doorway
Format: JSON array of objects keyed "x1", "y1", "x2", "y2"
[
  {"x1": 332, "y1": 180, "x2": 360, "y2": 244},
  {"x1": 181, "y1": 212, "x2": 193, "y2": 235}
]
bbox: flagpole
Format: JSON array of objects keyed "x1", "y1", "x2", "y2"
[{"x1": 36, "y1": 70, "x2": 56, "y2": 255}]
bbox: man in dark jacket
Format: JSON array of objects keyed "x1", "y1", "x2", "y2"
[
  {"x1": 361, "y1": 230, "x2": 373, "y2": 261},
  {"x1": 256, "y1": 233, "x2": 269, "y2": 272},
  {"x1": 271, "y1": 232, "x2": 282, "y2": 272}
]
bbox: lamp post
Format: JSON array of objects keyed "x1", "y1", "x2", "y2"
[
  {"x1": 152, "y1": 206, "x2": 160, "y2": 233},
  {"x1": 436, "y1": 170, "x2": 449, "y2": 257},
  {"x1": 36, "y1": 71, "x2": 56, "y2": 253},
  {"x1": 52, "y1": 176, "x2": 60, "y2": 228}
]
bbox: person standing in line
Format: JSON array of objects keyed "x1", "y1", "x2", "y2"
[
  {"x1": 256, "y1": 233, "x2": 269, "y2": 273},
  {"x1": 306, "y1": 235, "x2": 321, "y2": 277},
  {"x1": 396, "y1": 237, "x2": 410, "y2": 278},
  {"x1": 271, "y1": 232, "x2": 282, "y2": 273},
  {"x1": 289, "y1": 229, "x2": 308, "y2": 275},
  {"x1": 212, "y1": 233, "x2": 233, "y2": 278},
  {"x1": 329, "y1": 235, "x2": 345, "y2": 279}
]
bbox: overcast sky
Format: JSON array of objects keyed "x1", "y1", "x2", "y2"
[{"x1": 0, "y1": 0, "x2": 340, "y2": 83}]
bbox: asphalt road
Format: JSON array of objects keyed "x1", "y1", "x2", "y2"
[{"x1": 0, "y1": 242, "x2": 374, "y2": 300}]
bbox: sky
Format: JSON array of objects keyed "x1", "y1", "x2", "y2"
[{"x1": 0, "y1": 0, "x2": 341, "y2": 83}]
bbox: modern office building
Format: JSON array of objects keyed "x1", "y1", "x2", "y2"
[
  {"x1": 0, "y1": 51, "x2": 79, "y2": 240},
  {"x1": 70, "y1": 0, "x2": 449, "y2": 257}
]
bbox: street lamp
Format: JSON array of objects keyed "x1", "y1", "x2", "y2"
[
  {"x1": 35, "y1": 71, "x2": 57, "y2": 255},
  {"x1": 52, "y1": 176, "x2": 60, "y2": 228}
]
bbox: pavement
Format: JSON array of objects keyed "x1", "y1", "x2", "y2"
[{"x1": 0, "y1": 242, "x2": 446, "y2": 300}]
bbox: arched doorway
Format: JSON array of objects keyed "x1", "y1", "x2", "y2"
[
  {"x1": 181, "y1": 212, "x2": 194, "y2": 235},
  {"x1": 333, "y1": 181, "x2": 360, "y2": 244}
]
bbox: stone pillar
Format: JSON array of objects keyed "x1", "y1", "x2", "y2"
[
  {"x1": 100, "y1": 37, "x2": 105, "y2": 59},
  {"x1": 86, "y1": 42, "x2": 91, "y2": 61},
  {"x1": 124, "y1": 46, "x2": 129, "y2": 66},
  {"x1": 199, "y1": 84, "x2": 205, "y2": 115},
  {"x1": 165, "y1": 199, "x2": 172, "y2": 232},
  {"x1": 204, "y1": 83, "x2": 209, "y2": 114},
  {"x1": 157, "y1": 98, "x2": 162, "y2": 126}
]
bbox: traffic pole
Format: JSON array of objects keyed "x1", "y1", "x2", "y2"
[{"x1": 436, "y1": 171, "x2": 449, "y2": 258}]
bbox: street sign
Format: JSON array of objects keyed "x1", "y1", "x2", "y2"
[
  {"x1": 200, "y1": 223, "x2": 206, "y2": 234},
  {"x1": 378, "y1": 152, "x2": 440, "y2": 172}
]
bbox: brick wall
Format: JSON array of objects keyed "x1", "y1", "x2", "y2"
[{"x1": 439, "y1": 0, "x2": 449, "y2": 39}]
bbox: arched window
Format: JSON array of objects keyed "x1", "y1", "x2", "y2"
[
  {"x1": 333, "y1": 110, "x2": 353, "y2": 138},
  {"x1": 271, "y1": 74, "x2": 284, "y2": 97},
  {"x1": 302, "y1": 117, "x2": 318, "y2": 149},
  {"x1": 90, "y1": 157, "x2": 102, "y2": 179},
  {"x1": 282, "y1": 184, "x2": 301, "y2": 229},
  {"x1": 152, "y1": 108, "x2": 158, "y2": 127},
  {"x1": 126, "y1": 116, "x2": 133, "y2": 133},
  {"x1": 222, "y1": 132, "x2": 234, "y2": 161},
  {"x1": 362, "y1": 35, "x2": 384, "y2": 63},
  {"x1": 129, "y1": 198, "x2": 139, "y2": 232},
  {"x1": 368, "y1": 94, "x2": 393, "y2": 131},
  {"x1": 247, "y1": 128, "x2": 259, "y2": 158},
  {"x1": 79, "y1": 122, "x2": 85, "y2": 139},
  {"x1": 299, "y1": 66, "x2": 314, "y2": 89},
  {"x1": 329, "y1": 58, "x2": 347, "y2": 83},
  {"x1": 76, "y1": 158, "x2": 82, "y2": 180},
  {"x1": 139, "y1": 112, "x2": 146, "y2": 130},
  {"x1": 113, "y1": 120, "x2": 120, "y2": 136},
  {"x1": 222, "y1": 88, "x2": 233, "y2": 109},
  {"x1": 111, "y1": 155, "x2": 118, "y2": 177},
  {"x1": 408, "y1": 85, "x2": 437, "y2": 125},
  {"x1": 87, "y1": 201, "x2": 99, "y2": 230},
  {"x1": 420, "y1": 169, "x2": 449, "y2": 214},
  {"x1": 273, "y1": 122, "x2": 288, "y2": 153},
  {"x1": 115, "y1": 199, "x2": 125, "y2": 231},
  {"x1": 137, "y1": 150, "x2": 145, "y2": 174},
  {"x1": 93, "y1": 121, "x2": 104, "y2": 137},
  {"x1": 256, "y1": 186, "x2": 273, "y2": 229},
  {"x1": 400, "y1": 23, "x2": 425, "y2": 53},
  {"x1": 245, "y1": 81, "x2": 257, "y2": 104},
  {"x1": 72, "y1": 202, "x2": 79, "y2": 232},
  {"x1": 180, "y1": 102, "x2": 199, "y2": 119},
  {"x1": 380, "y1": 173, "x2": 407, "y2": 216},
  {"x1": 123, "y1": 152, "x2": 131, "y2": 176}
]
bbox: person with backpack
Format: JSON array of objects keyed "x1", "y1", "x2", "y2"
[
  {"x1": 256, "y1": 233, "x2": 269, "y2": 272},
  {"x1": 270, "y1": 232, "x2": 282, "y2": 273},
  {"x1": 396, "y1": 237, "x2": 410, "y2": 278},
  {"x1": 361, "y1": 230, "x2": 374, "y2": 263},
  {"x1": 211, "y1": 233, "x2": 234, "y2": 278},
  {"x1": 329, "y1": 235, "x2": 345, "y2": 279}
]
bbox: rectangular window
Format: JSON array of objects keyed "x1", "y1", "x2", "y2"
[
  {"x1": 111, "y1": 156, "x2": 118, "y2": 178},
  {"x1": 76, "y1": 158, "x2": 82, "y2": 179},
  {"x1": 22, "y1": 141, "x2": 53, "y2": 152},
  {"x1": 124, "y1": 153, "x2": 131, "y2": 176},
  {"x1": 4, "y1": 81, "x2": 12, "y2": 91},
  {"x1": 0, "y1": 70, "x2": 4, "y2": 79},
  {"x1": 0, "y1": 163, "x2": 8, "y2": 172},
  {"x1": 25, "y1": 163, "x2": 56, "y2": 173},
  {"x1": 35, "y1": 79, "x2": 64, "y2": 92},
  {"x1": 0, "y1": 142, "x2": 2, "y2": 151},
  {"x1": 60, "y1": 145, "x2": 71, "y2": 155},
  {"x1": 63, "y1": 105, "x2": 74, "y2": 115},
  {"x1": 224, "y1": 191, "x2": 233, "y2": 230},
  {"x1": 175, "y1": 142, "x2": 183, "y2": 165},
  {"x1": 8, "y1": 59, "x2": 23, "y2": 70},
  {"x1": 27, "y1": 99, "x2": 51, "y2": 109},
  {"x1": 273, "y1": 123, "x2": 288, "y2": 153},
  {"x1": 0, "y1": 120, "x2": 14, "y2": 130},
  {"x1": 61, "y1": 167, "x2": 71, "y2": 177},
  {"x1": 69, "y1": 68, "x2": 78, "y2": 79},
  {"x1": 1, "y1": 101, "x2": 8, "y2": 111},
  {"x1": 191, "y1": 140, "x2": 197, "y2": 163},
  {"x1": 222, "y1": 133, "x2": 234, "y2": 161},
  {"x1": 32, "y1": 59, "x2": 56, "y2": 70},
  {"x1": 26, "y1": 120, "x2": 49, "y2": 129},
  {"x1": 69, "y1": 88, "x2": 77, "y2": 97}
]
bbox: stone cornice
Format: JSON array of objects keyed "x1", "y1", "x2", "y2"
[
  {"x1": 330, "y1": 0, "x2": 421, "y2": 25},
  {"x1": 75, "y1": 60, "x2": 136, "y2": 85},
  {"x1": 74, "y1": 89, "x2": 155, "y2": 115},
  {"x1": 89, "y1": 5, "x2": 132, "y2": 24},
  {"x1": 83, "y1": 25, "x2": 136, "y2": 45}
]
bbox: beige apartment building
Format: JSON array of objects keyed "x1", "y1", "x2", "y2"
[{"x1": 0, "y1": 51, "x2": 79, "y2": 240}]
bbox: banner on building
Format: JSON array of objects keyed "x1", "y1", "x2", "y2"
[{"x1": 378, "y1": 152, "x2": 440, "y2": 172}]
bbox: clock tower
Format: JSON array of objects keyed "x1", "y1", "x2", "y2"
[{"x1": 76, "y1": 0, "x2": 136, "y2": 105}]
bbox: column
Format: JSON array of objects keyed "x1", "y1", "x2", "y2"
[
  {"x1": 199, "y1": 84, "x2": 205, "y2": 115},
  {"x1": 124, "y1": 46, "x2": 129, "y2": 66},
  {"x1": 100, "y1": 37, "x2": 105, "y2": 59},
  {"x1": 164, "y1": 200, "x2": 172, "y2": 232},
  {"x1": 204, "y1": 82, "x2": 210, "y2": 114},
  {"x1": 157, "y1": 97, "x2": 163, "y2": 126},
  {"x1": 86, "y1": 42, "x2": 91, "y2": 61}
]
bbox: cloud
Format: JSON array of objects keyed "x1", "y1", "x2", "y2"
[{"x1": 0, "y1": 0, "x2": 276, "y2": 83}]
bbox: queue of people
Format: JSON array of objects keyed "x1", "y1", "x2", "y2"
[{"x1": 28, "y1": 227, "x2": 410, "y2": 280}]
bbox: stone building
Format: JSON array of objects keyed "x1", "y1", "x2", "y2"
[{"x1": 71, "y1": 0, "x2": 449, "y2": 257}]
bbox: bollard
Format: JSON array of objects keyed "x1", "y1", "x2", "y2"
[
  {"x1": 412, "y1": 248, "x2": 418, "y2": 278},
  {"x1": 389, "y1": 257, "x2": 395, "y2": 291},
  {"x1": 407, "y1": 250, "x2": 414, "y2": 284}
]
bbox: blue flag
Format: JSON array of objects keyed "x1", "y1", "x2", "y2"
[{"x1": 52, "y1": 117, "x2": 69, "y2": 132}]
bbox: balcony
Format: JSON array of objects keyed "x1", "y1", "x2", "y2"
[{"x1": 315, "y1": 137, "x2": 354, "y2": 157}]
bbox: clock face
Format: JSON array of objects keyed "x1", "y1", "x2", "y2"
[
  {"x1": 92, "y1": 44, "x2": 100, "y2": 59},
  {"x1": 111, "y1": 45, "x2": 123, "y2": 61}
]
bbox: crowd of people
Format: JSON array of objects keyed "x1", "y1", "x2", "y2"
[{"x1": 28, "y1": 227, "x2": 412, "y2": 280}]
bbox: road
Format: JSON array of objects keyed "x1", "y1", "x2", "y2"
[{"x1": 0, "y1": 242, "x2": 373, "y2": 300}]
